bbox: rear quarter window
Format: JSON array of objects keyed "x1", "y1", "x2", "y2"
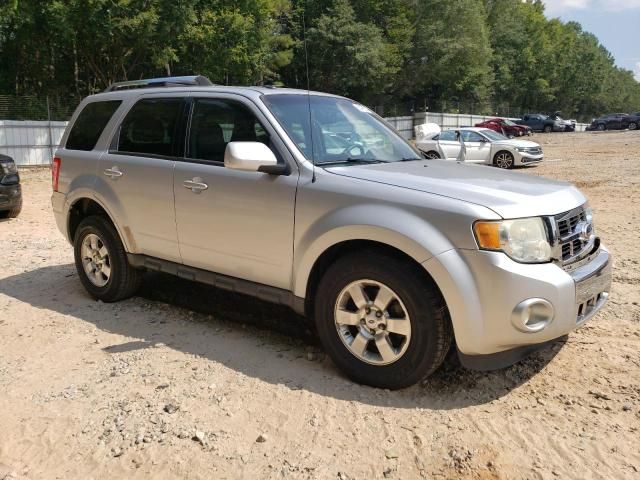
[{"x1": 66, "y1": 101, "x2": 122, "y2": 151}]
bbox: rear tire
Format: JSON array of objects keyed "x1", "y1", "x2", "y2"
[
  {"x1": 73, "y1": 215, "x2": 141, "y2": 302},
  {"x1": 629, "y1": 122, "x2": 638, "y2": 130},
  {"x1": 314, "y1": 251, "x2": 452, "y2": 389}
]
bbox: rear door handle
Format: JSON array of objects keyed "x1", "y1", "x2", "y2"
[
  {"x1": 183, "y1": 177, "x2": 208, "y2": 193},
  {"x1": 104, "y1": 166, "x2": 123, "y2": 179}
]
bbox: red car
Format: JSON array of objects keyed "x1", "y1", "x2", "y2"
[{"x1": 475, "y1": 118, "x2": 531, "y2": 137}]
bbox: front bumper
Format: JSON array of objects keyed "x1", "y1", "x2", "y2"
[
  {"x1": 515, "y1": 152, "x2": 543, "y2": 165},
  {"x1": 0, "y1": 183, "x2": 22, "y2": 211},
  {"x1": 424, "y1": 246, "x2": 612, "y2": 369}
]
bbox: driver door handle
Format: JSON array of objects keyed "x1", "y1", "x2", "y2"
[{"x1": 183, "y1": 177, "x2": 208, "y2": 193}]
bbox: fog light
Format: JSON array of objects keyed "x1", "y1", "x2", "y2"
[{"x1": 511, "y1": 298, "x2": 554, "y2": 333}]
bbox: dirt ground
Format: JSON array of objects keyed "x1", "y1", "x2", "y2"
[{"x1": 1, "y1": 131, "x2": 639, "y2": 480}]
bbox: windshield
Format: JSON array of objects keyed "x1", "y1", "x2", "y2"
[
  {"x1": 503, "y1": 119, "x2": 517, "y2": 126},
  {"x1": 480, "y1": 129, "x2": 509, "y2": 141},
  {"x1": 262, "y1": 94, "x2": 422, "y2": 165}
]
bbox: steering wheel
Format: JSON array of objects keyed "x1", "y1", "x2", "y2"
[{"x1": 338, "y1": 143, "x2": 366, "y2": 158}]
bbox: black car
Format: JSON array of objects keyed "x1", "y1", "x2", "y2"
[
  {"x1": 587, "y1": 113, "x2": 638, "y2": 131},
  {"x1": 516, "y1": 113, "x2": 564, "y2": 133},
  {"x1": 0, "y1": 154, "x2": 22, "y2": 219}
]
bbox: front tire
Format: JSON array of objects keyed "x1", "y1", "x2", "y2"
[
  {"x1": 597, "y1": 123, "x2": 606, "y2": 131},
  {"x1": 543, "y1": 125, "x2": 552, "y2": 133},
  {"x1": 494, "y1": 151, "x2": 515, "y2": 169},
  {"x1": 0, "y1": 205, "x2": 21, "y2": 219},
  {"x1": 314, "y1": 251, "x2": 452, "y2": 389},
  {"x1": 424, "y1": 150, "x2": 440, "y2": 159},
  {"x1": 73, "y1": 215, "x2": 141, "y2": 302}
]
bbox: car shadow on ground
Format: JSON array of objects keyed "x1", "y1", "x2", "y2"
[{"x1": 0, "y1": 263, "x2": 565, "y2": 409}]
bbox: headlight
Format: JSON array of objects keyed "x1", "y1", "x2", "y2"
[
  {"x1": 515, "y1": 147, "x2": 527, "y2": 152},
  {"x1": 0, "y1": 160, "x2": 17, "y2": 174},
  {"x1": 474, "y1": 217, "x2": 551, "y2": 263}
]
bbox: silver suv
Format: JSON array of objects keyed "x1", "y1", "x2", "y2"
[{"x1": 51, "y1": 76, "x2": 612, "y2": 389}]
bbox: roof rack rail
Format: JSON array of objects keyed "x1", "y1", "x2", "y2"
[{"x1": 104, "y1": 75, "x2": 214, "y2": 92}]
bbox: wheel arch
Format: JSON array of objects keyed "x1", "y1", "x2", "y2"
[
  {"x1": 300, "y1": 239, "x2": 447, "y2": 319},
  {"x1": 67, "y1": 197, "x2": 134, "y2": 252}
]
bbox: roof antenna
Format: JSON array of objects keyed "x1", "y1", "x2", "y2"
[{"x1": 302, "y1": 4, "x2": 316, "y2": 183}]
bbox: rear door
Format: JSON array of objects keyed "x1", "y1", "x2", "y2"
[
  {"x1": 436, "y1": 130, "x2": 460, "y2": 160},
  {"x1": 97, "y1": 96, "x2": 185, "y2": 262},
  {"x1": 172, "y1": 94, "x2": 298, "y2": 289}
]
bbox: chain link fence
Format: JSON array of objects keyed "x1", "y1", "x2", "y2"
[
  {"x1": 0, "y1": 95, "x2": 79, "y2": 122},
  {"x1": 0, "y1": 96, "x2": 78, "y2": 165}
]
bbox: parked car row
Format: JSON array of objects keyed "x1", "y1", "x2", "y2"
[
  {"x1": 474, "y1": 112, "x2": 576, "y2": 137},
  {"x1": 586, "y1": 112, "x2": 640, "y2": 131}
]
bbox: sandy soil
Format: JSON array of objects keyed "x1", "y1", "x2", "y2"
[{"x1": 1, "y1": 131, "x2": 639, "y2": 480}]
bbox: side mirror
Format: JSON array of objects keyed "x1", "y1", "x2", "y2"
[{"x1": 224, "y1": 142, "x2": 289, "y2": 175}]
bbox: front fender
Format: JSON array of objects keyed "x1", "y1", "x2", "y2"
[{"x1": 292, "y1": 204, "x2": 455, "y2": 298}]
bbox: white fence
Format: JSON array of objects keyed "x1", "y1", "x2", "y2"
[
  {"x1": 0, "y1": 120, "x2": 67, "y2": 166},
  {"x1": 2, "y1": 113, "x2": 590, "y2": 166}
]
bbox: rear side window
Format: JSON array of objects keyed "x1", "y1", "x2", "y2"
[
  {"x1": 439, "y1": 130, "x2": 456, "y2": 141},
  {"x1": 66, "y1": 101, "x2": 122, "y2": 151},
  {"x1": 117, "y1": 98, "x2": 184, "y2": 157}
]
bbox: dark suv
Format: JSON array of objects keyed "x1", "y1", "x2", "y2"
[
  {"x1": 0, "y1": 154, "x2": 21, "y2": 219},
  {"x1": 516, "y1": 114, "x2": 564, "y2": 133},
  {"x1": 587, "y1": 113, "x2": 638, "y2": 131}
]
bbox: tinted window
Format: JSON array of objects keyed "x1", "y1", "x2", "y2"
[
  {"x1": 66, "y1": 101, "x2": 121, "y2": 151},
  {"x1": 117, "y1": 98, "x2": 183, "y2": 157},
  {"x1": 439, "y1": 130, "x2": 457, "y2": 141},
  {"x1": 188, "y1": 99, "x2": 269, "y2": 162}
]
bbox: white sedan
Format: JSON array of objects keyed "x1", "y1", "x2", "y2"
[{"x1": 416, "y1": 127, "x2": 543, "y2": 169}]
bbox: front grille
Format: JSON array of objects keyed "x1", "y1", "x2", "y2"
[
  {"x1": 554, "y1": 207, "x2": 594, "y2": 264},
  {"x1": 525, "y1": 147, "x2": 542, "y2": 155}
]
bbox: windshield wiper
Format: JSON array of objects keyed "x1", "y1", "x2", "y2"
[
  {"x1": 399, "y1": 157, "x2": 424, "y2": 162},
  {"x1": 317, "y1": 158, "x2": 389, "y2": 166}
]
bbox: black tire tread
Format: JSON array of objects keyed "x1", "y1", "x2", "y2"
[
  {"x1": 74, "y1": 215, "x2": 141, "y2": 302},
  {"x1": 314, "y1": 250, "x2": 452, "y2": 389}
]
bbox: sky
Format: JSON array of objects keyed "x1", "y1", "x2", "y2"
[{"x1": 543, "y1": 1, "x2": 640, "y2": 81}]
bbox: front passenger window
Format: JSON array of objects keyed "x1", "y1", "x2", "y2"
[{"x1": 188, "y1": 99, "x2": 270, "y2": 162}]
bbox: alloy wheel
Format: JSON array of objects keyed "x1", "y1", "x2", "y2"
[
  {"x1": 81, "y1": 233, "x2": 111, "y2": 287},
  {"x1": 334, "y1": 279, "x2": 411, "y2": 365},
  {"x1": 495, "y1": 152, "x2": 514, "y2": 169}
]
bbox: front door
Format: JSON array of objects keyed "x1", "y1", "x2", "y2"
[
  {"x1": 173, "y1": 95, "x2": 299, "y2": 289},
  {"x1": 98, "y1": 96, "x2": 185, "y2": 262},
  {"x1": 461, "y1": 130, "x2": 491, "y2": 163}
]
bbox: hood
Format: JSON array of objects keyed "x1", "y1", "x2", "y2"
[
  {"x1": 325, "y1": 160, "x2": 585, "y2": 219},
  {"x1": 492, "y1": 139, "x2": 539, "y2": 148}
]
